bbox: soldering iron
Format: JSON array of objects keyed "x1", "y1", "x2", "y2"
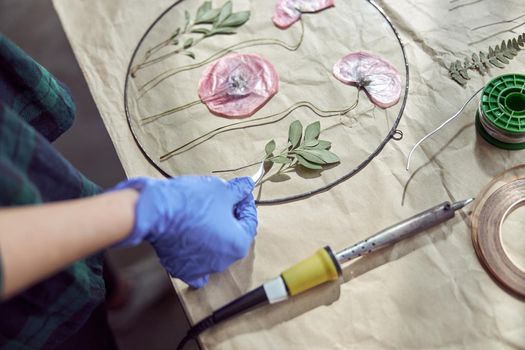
[{"x1": 176, "y1": 198, "x2": 474, "y2": 349}]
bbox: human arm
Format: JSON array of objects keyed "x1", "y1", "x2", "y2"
[
  {"x1": 0, "y1": 176, "x2": 257, "y2": 300},
  {"x1": 0, "y1": 189, "x2": 138, "y2": 299}
]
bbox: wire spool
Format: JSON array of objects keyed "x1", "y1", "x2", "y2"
[
  {"x1": 471, "y1": 165, "x2": 525, "y2": 300},
  {"x1": 475, "y1": 74, "x2": 525, "y2": 150}
]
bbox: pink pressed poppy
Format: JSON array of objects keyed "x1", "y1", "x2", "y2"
[
  {"x1": 198, "y1": 53, "x2": 279, "y2": 119},
  {"x1": 272, "y1": 0, "x2": 335, "y2": 29},
  {"x1": 333, "y1": 51, "x2": 401, "y2": 108}
]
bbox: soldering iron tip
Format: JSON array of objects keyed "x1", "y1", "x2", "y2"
[{"x1": 451, "y1": 198, "x2": 475, "y2": 211}]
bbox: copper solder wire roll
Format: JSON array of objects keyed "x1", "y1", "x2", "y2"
[
  {"x1": 471, "y1": 165, "x2": 525, "y2": 300},
  {"x1": 478, "y1": 103, "x2": 525, "y2": 144},
  {"x1": 475, "y1": 74, "x2": 525, "y2": 150}
]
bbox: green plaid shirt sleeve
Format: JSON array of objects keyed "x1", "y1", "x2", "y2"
[{"x1": 0, "y1": 34, "x2": 106, "y2": 349}]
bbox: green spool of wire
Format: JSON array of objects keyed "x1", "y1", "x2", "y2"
[{"x1": 476, "y1": 74, "x2": 525, "y2": 150}]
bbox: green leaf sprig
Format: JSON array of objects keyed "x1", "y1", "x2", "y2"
[
  {"x1": 448, "y1": 33, "x2": 525, "y2": 86},
  {"x1": 263, "y1": 120, "x2": 340, "y2": 174},
  {"x1": 131, "y1": 1, "x2": 250, "y2": 77},
  {"x1": 192, "y1": 1, "x2": 250, "y2": 37}
]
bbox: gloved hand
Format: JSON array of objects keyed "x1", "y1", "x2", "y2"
[{"x1": 112, "y1": 176, "x2": 257, "y2": 288}]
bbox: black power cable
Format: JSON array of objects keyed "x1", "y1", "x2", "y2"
[{"x1": 176, "y1": 286, "x2": 268, "y2": 349}]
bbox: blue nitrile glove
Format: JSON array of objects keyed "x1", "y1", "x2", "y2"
[{"x1": 112, "y1": 176, "x2": 258, "y2": 288}]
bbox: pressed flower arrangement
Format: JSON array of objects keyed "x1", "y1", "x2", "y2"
[{"x1": 125, "y1": 0, "x2": 409, "y2": 202}]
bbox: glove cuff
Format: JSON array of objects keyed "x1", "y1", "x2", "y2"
[{"x1": 109, "y1": 177, "x2": 158, "y2": 248}]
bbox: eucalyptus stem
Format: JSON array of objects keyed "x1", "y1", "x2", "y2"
[
  {"x1": 160, "y1": 93, "x2": 360, "y2": 162},
  {"x1": 145, "y1": 36, "x2": 177, "y2": 59},
  {"x1": 136, "y1": 36, "x2": 205, "y2": 72},
  {"x1": 141, "y1": 100, "x2": 202, "y2": 124},
  {"x1": 265, "y1": 161, "x2": 295, "y2": 182},
  {"x1": 211, "y1": 161, "x2": 261, "y2": 173},
  {"x1": 131, "y1": 23, "x2": 194, "y2": 77},
  {"x1": 131, "y1": 0, "x2": 255, "y2": 78},
  {"x1": 212, "y1": 116, "x2": 343, "y2": 179},
  {"x1": 132, "y1": 35, "x2": 203, "y2": 77},
  {"x1": 137, "y1": 19, "x2": 305, "y2": 98},
  {"x1": 211, "y1": 148, "x2": 288, "y2": 174}
]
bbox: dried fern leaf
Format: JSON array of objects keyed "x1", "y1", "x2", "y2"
[
  {"x1": 502, "y1": 50, "x2": 515, "y2": 60},
  {"x1": 505, "y1": 39, "x2": 518, "y2": 55},
  {"x1": 451, "y1": 72, "x2": 467, "y2": 85},
  {"x1": 449, "y1": 62, "x2": 457, "y2": 73},
  {"x1": 456, "y1": 60, "x2": 470, "y2": 79},
  {"x1": 446, "y1": 32, "x2": 525, "y2": 86},
  {"x1": 464, "y1": 57, "x2": 472, "y2": 69},
  {"x1": 496, "y1": 52, "x2": 510, "y2": 64},
  {"x1": 489, "y1": 56, "x2": 505, "y2": 68},
  {"x1": 479, "y1": 51, "x2": 489, "y2": 67},
  {"x1": 448, "y1": 62, "x2": 467, "y2": 85},
  {"x1": 472, "y1": 52, "x2": 486, "y2": 74}
]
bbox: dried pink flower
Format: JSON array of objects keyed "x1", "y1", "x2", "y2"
[
  {"x1": 272, "y1": 0, "x2": 335, "y2": 29},
  {"x1": 198, "y1": 53, "x2": 279, "y2": 119},
  {"x1": 333, "y1": 51, "x2": 401, "y2": 108}
]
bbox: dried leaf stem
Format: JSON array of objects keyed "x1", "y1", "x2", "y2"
[
  {"x1": 133, "y1": 37, "x2": 206, "y2": 75},
  {"x1": 214, "y1": 120, "x2": 340, "y2": 178},
  {"x1": 137, "y1": 19, "x2": 305, "y2": 98},
  {"x1": 131, "y1": 1, "x2": 251, "y2": 77},
  {"x1": 212, "y1": 161, "x2": 263, "y2": 173},
  {"x1": 160, "y1": 93, "x2": 360, "y2": 161},
  {"x1": 141, "y1": 100, "x2": 202, "y2": 124}
]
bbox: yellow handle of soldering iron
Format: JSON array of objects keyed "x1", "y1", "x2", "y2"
[{"x1": 281, "y1": 246, "x2": 341, "y2": 296}]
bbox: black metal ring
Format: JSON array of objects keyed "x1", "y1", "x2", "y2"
[{"x1": 392, "y1": 129, "x2": 404, "y2": 141}]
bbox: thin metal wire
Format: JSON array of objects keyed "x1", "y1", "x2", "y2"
[
  {"x1": 471, "y1": 13, "x2": 525, "y2": 31},
  {"x1": 406, "y1": 86, "x2": 484, "y2": 171}
]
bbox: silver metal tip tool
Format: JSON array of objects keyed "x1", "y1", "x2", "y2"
[
  {"x1": 451, "y1": 198, "x2": 475, "y2": 211},
  {"x1": 250, "y1": 162, "x2": 265, "y2": 185}
]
